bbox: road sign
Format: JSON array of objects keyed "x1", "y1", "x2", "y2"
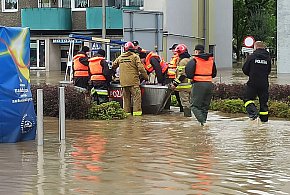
[
  {"x1": 242, "y1": 47, "x2": 254, "y2": 54},
  {"x1": 243, "y1": 36, "x2": 255, "y2": 48}
]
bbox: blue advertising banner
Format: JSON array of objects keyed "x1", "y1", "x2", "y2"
[{"x1": 0, "y1": 26, "x2": 36, "y2": 143}]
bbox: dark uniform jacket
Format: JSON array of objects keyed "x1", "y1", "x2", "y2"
[{"x1": 242, "y1": 49, "x2": 271, "y2": 87}]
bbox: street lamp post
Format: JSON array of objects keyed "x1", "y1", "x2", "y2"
[{"x1": 102, "y1": 0, "x2": 106, "y2": 50}]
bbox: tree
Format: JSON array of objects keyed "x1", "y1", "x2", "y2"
[{"x1": 233, "y1": 0, "x2": 276, "y2": 61}]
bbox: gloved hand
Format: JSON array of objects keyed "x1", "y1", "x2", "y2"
[
  {"x1": 168, "y1": 83, "x2": 176, "y2": 90},
  {"x1": 140, "y1": 80, "x2": 150, "y2": 85},
  {"x1": 172, "y1": 79, "x2": 181, "y2": 87}
]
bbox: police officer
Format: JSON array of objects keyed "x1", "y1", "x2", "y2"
[
  {"x1": 73, "y1": 46, "x2": 90, "y2": 89},
  {"x1": 113, "y1": 42, "x2": 149, "y2": 116},
  {"x1": 185, "y1": 44, "x2": 217, "y2": 126},
  {"x1": 88, "y1": 49, "x2": 112, "y2": 104},
  {"x1": 242, "y1": 41, "x2": 271, "y2": 123}
]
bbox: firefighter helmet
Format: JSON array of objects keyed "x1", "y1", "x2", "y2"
[
  {"x1": 174, "y1": 44, "x2": 188, "y2": 55},
  {"x1": 124, "y1": 42, "x2": 134, "y2": 51}
]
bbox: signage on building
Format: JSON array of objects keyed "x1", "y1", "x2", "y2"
[
  {"x1": 52, "y1": 39, "x2": 82, "y2": 44},
  {"x1": 91, "y1": 42, "x2": 102, "y2": 51}
]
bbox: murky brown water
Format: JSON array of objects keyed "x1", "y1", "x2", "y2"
[
  {"x1": 1, "y1": 110, "x2": 290, "y2": 195},
  {"x1": 30, "y1": 68, "x2": 290, "y2": 86}
]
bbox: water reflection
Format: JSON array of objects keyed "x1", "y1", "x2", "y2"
[{"x1": 0, "y1": 113, "x2": 290, "y2": 194}]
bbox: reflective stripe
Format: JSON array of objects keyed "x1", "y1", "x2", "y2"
[
  {"x1": 244, "y1": 100, "x2": 255, "y2": 107},
  {"x1": 133, "y1": 111, "x2": 142, "y2": 116},
  {"x1": 176, "y1": 85, "x2": 191, "y2": 89},
  {"x1": 177, "y1": 66, "x2": 185, "y2": 71},
  {"x1": 259, "y1": 111, "x2": 268, "y2": 115},
  {"x1": 97, "y1": 90, "x2": 108, "y2": 95},
  {"x1": 91, "y1": 88, "x2": 108, "y2": 96}
]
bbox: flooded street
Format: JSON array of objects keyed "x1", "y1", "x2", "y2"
[
  {"x1": 0, "y1": 68, "x2": 289, "y2": 194},
  {"x1": 1, "y1": 110, "x2": 290, "y2": 195}
]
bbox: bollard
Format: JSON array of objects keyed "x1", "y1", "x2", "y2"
[
  {"x1": 37, "y1": 89, "x2": 44, "y2": 146},
  {"x1": 59, "y1": 87, "x2": 65, "y2": 141}
]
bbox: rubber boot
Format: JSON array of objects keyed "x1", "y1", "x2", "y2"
[{"x1": 183, "y1": 107, "x2": 192, "y2": 117}]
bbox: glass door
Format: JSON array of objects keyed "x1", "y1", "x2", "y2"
[{"x1": 30, "y1": 40, "x2": 46, "y2": 69}]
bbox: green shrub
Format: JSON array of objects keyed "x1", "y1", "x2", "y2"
[
  {"x1": 88, "y1": 101, "x2": 128, "y2": 120},
  {"x1": 269, "y1": 101, "x2": 290, "y2": 118},
  {"x1": 210, "y1": 99, "x2": 246, "y2": 113}
]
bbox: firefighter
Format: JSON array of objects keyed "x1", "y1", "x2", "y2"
[
  {"x1": 140, "y1": 51, "x2": 168, "y2": 85},
  {"x1": 167, "y1": 43, "x2": 183, "y2": 112},
  {"x1": 88, "y1": 49, "x2": 112, "y2": 104},
  {"x1": 242, "y1": 41, "x2": 271, "y2": 123},
  {"x1": 73, "y1": 46, "x2": 90, "y2": 89},
  {"x1": 185, "y1": 44, "x2": 217, "y2": 126},
  {"x1": 112, "y1": 42, "x2": 149, "y2": 116},
  {"x1": 171, "y1": 44, "x2": 192, "y2": 117}
]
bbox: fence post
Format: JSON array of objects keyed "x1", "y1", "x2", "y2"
[
  {"x1": 59, "y1": 87, "x2": 65, "y2": 141},
  {"x1": 37, "y1": 89, "x2": 43, "y2": 146}
]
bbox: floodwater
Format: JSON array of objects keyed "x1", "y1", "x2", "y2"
[
  {"x1": 1, "y1": 111, "x2": 290, "y2": 195},
  {"x1": 29, "y1": 68, "x2": 290, "y2": 86},
  {"x1": 0, "y1": 68, "x2": 289, "y2": 194}
]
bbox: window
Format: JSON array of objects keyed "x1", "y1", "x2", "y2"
[
  {"x1": 61, "y1": 0, "x2": 71, "y2": 8},
  {"x1": 122, "y1": 0, "x2": 143, "y2": 7},
  {"x1": 38, "y1": 0, "x2": 50, "y2": 8},
  {"x1": 2, "y1": 0, "x2": 18, "y2": 12}
]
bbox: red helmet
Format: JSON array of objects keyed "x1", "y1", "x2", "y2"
[
  {"x1": 124, "y1": 42, "x2": 134, "y2": 51},
  {"x1": 174, "y1": 44, "x2": 188, "y2": 55}
]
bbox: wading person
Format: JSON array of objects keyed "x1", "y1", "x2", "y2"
[
  {"x1": 185, "y1": 44, "x2": 217, "y2": 126},
  {"x1": 171, "y1": 44, "x2": 192, "y2": 117},
  {"x1": 73, "y1": 46, "x2": 90, "y2": 89},
  {"x1": 167, "y1": 43, "x2": 183, "y2": 112},
  {"x1": 88, "y1": 49, "x2": 112, "y2": 104},
  {"x1": 113, "y1": 42, "x2": 148, "y2": 116},
  {"x1": 242, "y1": 41, "x2": 271, "y2": 123}
]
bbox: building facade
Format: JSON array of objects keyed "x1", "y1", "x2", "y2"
[
  {"x1": 144, "y1": 0, "x2": 233, "y2": 68},
  {"x1": 277, "y1": 0, "x2": 290, "y2": 73},
  {"x1": 0, "y1": 0, "x2": 233, "y2": 72},
  {"x1": 0, "y1": 0, "x2": 143, "y2": 71}
]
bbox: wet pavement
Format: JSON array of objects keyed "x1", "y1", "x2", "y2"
[
  {"x1": 1, "y1": 110, "x2": 290, "y2": 194},
  {"x1": 0, "y1": 68, "x2": 289, "y2": 194}
]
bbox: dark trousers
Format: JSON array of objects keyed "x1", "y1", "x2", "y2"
[
  {"x1": 165, "y1": 78, "x2": 182, "y2": 111},
  {"x1": 74, "y1": 76, "x2": 89, "y2": 89},
  {"x1": 244, "y1": 85, "x2": 269, "y2": 122},
  {"x1": 91, "y1": 81, "x2": 109, "y2": 105},
  {"x1": 191, "y1": 82, "x2": 213, "y2": 124}
]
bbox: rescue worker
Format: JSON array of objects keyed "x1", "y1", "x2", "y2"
[
  {"x1": 113, "y1": 42, "x2": 149, "y2": 116},
  {"x1": 242, "y1": 41, "x2": 271, "y2": 123},
  {"x1": 167, "y1": 43, "x2": 183, "y2": 112},
  {"x1": 171, "y1": 44, "x2": 192, "y2": 117},
  {"x1": 88, "y1": 49, "x2": 112, "y2": 104},
  {"x1": 185, "y1": 44, "x2": 217, "y2": 126},
  {"x1": 73, "y1": 46, "x2": 90, "y2": 89},
  {"x1": 140, "y1": 51, "x2": 168, "y2": 85}
]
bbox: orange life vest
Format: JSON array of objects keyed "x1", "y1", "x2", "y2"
[
  {"x1": 88, "y1": 57, "x2": 106, "y2": 81},
  {"x1": 167, "y1": 54, "x2": 179, "y2": 79},
  {"x1": 145, "y1": 52, "x2": 168, "y2": 73},
  {"x1": 73, "y1": 54, "x2": 89, "y2": 77},
  {"x1": 193, "y1": 57, "x2": 214, "y2": 82}
]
